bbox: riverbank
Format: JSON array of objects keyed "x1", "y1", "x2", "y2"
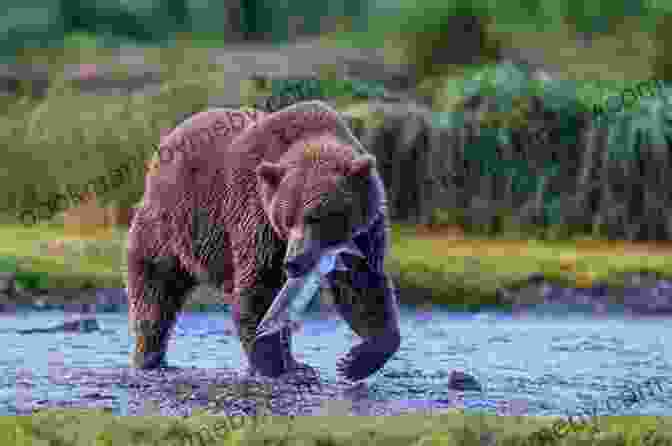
[
  {"x1": 3, "y1": 223, "x2": 672, "y2": 312},
  {"x1": 5, "y1": 406, "x2": 670, "y2": 446}
]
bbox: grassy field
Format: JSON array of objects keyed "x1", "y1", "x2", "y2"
[
  {"x1": 2, "y1": 406, "x2": 670, "y2": 446},
  {"x1": 2, "y1": 222, "x2": 672, "y2": 309},
  {"x1": 0, "y1": 223, "x2": 127, "y2": 290}
]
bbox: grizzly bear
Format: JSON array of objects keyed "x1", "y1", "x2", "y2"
[{"x1": 127, "y1": 100, "x2": 400, "y2": 381}]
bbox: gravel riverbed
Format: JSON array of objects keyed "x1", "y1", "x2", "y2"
[{"x1": 2, "y1": 285, "x2": 671, "y2": 417}]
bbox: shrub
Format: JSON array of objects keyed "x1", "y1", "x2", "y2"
[{"x1": 428, "y1": 208, "x2": 464, "y2": 228}]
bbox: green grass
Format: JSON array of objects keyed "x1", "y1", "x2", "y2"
[
  {"x1": 2, "y1": 406, "x2": 670, "y2": 446},
  {"x1": 0, "y1": 223, "x2": 127, "y2": 290},
  {"x1": 389, "y1": 225, "x2": 672, "y2": 308},
  {"x1": 2, "y1": 222, "x2": 672, "y2": 309}
]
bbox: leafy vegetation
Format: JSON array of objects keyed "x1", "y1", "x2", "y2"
[
  {"x1": 325, "y1": 0, "x2": 664, "y2": 84},
  {"x1": 1, "y1": 4, "x2": 665, "y2": 224}
]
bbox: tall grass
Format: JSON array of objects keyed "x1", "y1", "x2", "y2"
[{"x1": 0, "y1": 36, "x2": 245, "y2": 223}]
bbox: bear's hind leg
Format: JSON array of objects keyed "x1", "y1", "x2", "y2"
[
  {"x1": 331, "y1": 262, "x2": 401, "y2": 381},
  {"x1": 128, "y1": 254, "x2": 197, "y2": 369}
]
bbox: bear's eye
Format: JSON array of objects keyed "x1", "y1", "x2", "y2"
[
  {"x1": 304, "y1": 210, "x2": 346, "y2": 224},
  {"x1": 304, "y1": 214, "x2": 321, "y2": 224}
]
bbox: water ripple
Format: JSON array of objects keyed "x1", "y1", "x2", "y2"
[{"x1": 1, "y1": 308, "x2": 670, "y2": 416}]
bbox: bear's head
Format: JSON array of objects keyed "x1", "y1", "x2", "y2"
[
  {"x1": 232, "y1": 100, "x2": 386, "y2": 278},
  {"x1": 232, "y1": 101, "x2": 394, "y2": 346},
  {"x1": 257, "y1": 137, "x2": 377, "y2": 275}
]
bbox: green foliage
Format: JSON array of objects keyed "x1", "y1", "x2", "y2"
[
  {"x1": 0, "y1": 43, "x2": 228, "y2": 224},
  {"x1": 652, "y1": 12, "x2": 672, "y2": 83},
  {"x1": 261, "y1": 74, "x2": 388, "y2": 113},
  {"x1": 429, "y1": 208, "x2": 464, "y2": 227},
  {"x1": 400, "y1": 8, "x2": 499, "y2": 82},
  {"x1": 332, "y1": 0, "x2": 669, "y2": 88},
  {"x1": 562, "y1": 0, "x2": 652, "y2": 36},
  {"x1": 0, "y1": 255, "x2": 18, "y2": 273},
  {"x1": 598, "y1": 81, "x2": 672, "y2": 162},
  {"x1": 436, "y1": 62, "x2": 590, "y2": 123},
  {"x1": 60, "y1": 0, "x2": 190, "y2": 46}
]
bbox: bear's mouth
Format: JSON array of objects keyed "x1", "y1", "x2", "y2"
[
  {"x1": 255, "y1": 239, "x2": 368, "y2": 339},
  {"x1": 257, "y1": 197, "x2": 381, "y2": 340},
  {"x1": 284, "y1": 209, "x2": 362, "y2": 277}
]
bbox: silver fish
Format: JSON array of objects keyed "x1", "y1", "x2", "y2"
[{"x1": 255, "y1": 242, "x2": 366, "y2": 338}]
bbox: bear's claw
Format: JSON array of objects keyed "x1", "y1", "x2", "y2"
[
  {"x1": 132, "y1": 351, "x2": 168, "y2": 369},
  {"x1": 131, "y1": 320, "x2": 172, "y2": 370},
  {"x1": 336, "y1": 330, "x2": 401, "y2": 381},
  {"x1": 250, "y1": 328, "x2": 296, "y2": 378}
]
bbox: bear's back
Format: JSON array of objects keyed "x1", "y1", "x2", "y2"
[
  {"x1": 142, "y1": 107, "x2": 266, "y2": 212},
  {"x1": 167, "y1": 106, "x2": 265, "y2": 171}
]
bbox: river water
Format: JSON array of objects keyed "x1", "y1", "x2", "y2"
[{"x1": 1, "y1": 298, "x2": 671, "y2": 418}]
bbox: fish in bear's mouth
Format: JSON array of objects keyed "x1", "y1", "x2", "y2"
[{"x1": 255, "y1": 236, "x2": 371, "y2": 339}]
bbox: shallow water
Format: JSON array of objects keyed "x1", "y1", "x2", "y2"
[{"x1": 2, "y1": 303, "x2": 671, "y2": 417}]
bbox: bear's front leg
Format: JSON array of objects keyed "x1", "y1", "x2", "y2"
[
  {"x1": 231, "y1": 219, "x2": 299, "y2": 378},
  {"x1": 331, "y1": 257, "x2": 401, "y2": 381},
  {"x1": 235, "y1": 285, "x2": 296, "y2": 377}
]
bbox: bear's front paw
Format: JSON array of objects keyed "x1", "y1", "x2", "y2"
[
  {"x1": 130, "y1": 321, "x2": 171, "y2": 370},
  {"x1": 336, "y1": 332, "x2": 400, "y2": 381},
  {"x1": 131, "y1": 349, "x2": 168, "y2": 370},
  {"x1": 336, "y1": 352, "x2": 390, "y2": 382},
  {"x1": 250, "y1": 330, "x2": 294, "y2": 378}
]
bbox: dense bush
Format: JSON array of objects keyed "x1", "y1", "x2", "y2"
[
  {"x1": 0, "y1": 43, "x2": 227, "y2": 223},
  {"x1": 328, "y1": 0, "x2": 667, "y2": 91},
  {"x1": 653, "y1": 12, "x2": 672, "y2": 83}
]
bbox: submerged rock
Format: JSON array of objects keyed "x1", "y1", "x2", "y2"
[
  {"x1": 17, "y1": 318, "x2": 100, "y2": 334},
  {"x1": 448, "y1": 370, "x2": 482, "y2": 392}
]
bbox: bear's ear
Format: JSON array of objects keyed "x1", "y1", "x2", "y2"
[
  {"x1": 256, "y1": 162, "x2": 286, "y2": 187},
  {"x1": 348, "y1": 155, "x2": 376, "y2": 177}
]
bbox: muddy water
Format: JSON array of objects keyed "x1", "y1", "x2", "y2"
[{"x1": 1, "y1": 303, "x2": 671, "y2": 417}]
